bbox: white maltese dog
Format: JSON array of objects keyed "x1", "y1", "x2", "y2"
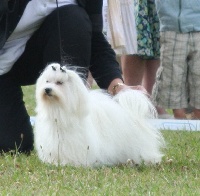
[{"x1": 34, "y1": 63, "x2": 164, "y2": 167}]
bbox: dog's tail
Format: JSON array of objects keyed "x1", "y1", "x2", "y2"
[
  {"x1": 113, "y1": 89, "x2": 157, "y2": 120},
  {"x1": 113, "y1": 89, "x2": 165, "y2": 164}
]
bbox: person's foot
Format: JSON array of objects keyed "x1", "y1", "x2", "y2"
[
  {"x1": 173, "y1": 109, "x2": 186, "y2": 119},
  {"x1": 185, "y1": 112, "x2": 195, "y2": 120},
  {"x1": 156, "y1": 107, "x2": 173, "y2": 119}
]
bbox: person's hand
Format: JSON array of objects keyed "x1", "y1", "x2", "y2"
[
  {"x1": 115, "y1": 83, "x2": 148, "y2": 95},
  {"x1": 108, "y1": 78, "x2": 148, "y2": 96}
]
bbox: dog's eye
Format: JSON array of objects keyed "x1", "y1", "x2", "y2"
[
  {"x1": 56, "y1": 81, "x2": 63, "y2": 85},
  {"x1": 46, "y1": 80, "x2": 49, "y2": 83}
]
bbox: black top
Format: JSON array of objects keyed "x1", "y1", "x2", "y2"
[{"x1": 0, "y1": 0, "x2": 122, "y2": 89}]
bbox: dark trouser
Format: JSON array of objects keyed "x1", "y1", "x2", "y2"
[{"x1": 0, "y1": 5, "x2": 92, "y2": 152}]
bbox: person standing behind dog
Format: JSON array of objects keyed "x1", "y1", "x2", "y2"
[
  {"x1": 0, "y1": 0, "x2": 145, "y2": 153},
  {"x1": 152, "y1": 0, "x2": 200, "y2": 119},
  {"x1": 117, "y1": 0, "x2": 170, "y2": 118}
]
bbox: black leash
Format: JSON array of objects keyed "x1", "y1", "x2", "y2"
[{"x1": 55, "y1": 0, "x2": 64, "y2": 64}]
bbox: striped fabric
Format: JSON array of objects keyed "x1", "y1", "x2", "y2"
[{"x1": 152, "y1": 31, "x2": 200, "y2": 109}]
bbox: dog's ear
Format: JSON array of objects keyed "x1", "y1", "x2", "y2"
[
  {"x1": 66, "y1": 70, "x2": 90, "y2": 118},
  {"x1": 60, "y1": 66, "x2": 66, "y2": 73},
  {"x1": 51, "y1": 66, "x2": 56, "y2": 71},
  {"x1": 76, "y1": 91, "x2": 90, "y2": 118}
]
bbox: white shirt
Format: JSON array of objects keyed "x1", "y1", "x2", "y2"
[{"x1": 0, "y1": 0, "x2": 77, "y2": 75}]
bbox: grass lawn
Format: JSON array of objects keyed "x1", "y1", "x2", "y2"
[{"x1": 0, "y1": 85, "x2": 199, "y2": 195}]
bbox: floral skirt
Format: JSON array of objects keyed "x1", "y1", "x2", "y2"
[{"x1": 134, "y1": 0, "x2": 160, "y2": 59}]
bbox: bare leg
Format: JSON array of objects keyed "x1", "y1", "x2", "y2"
[
  {"x1": 143, "y1": 59, "x2": 168, "y2": 115},
  {"x1": 193, "y1": 109, "x2": 200, "y2": 119},
  {"x1": 173, "y1": 109, "x2": 186, "y2": 119},
  {"x1": 121, "y1": 56, "x2": 171, "y2": 117},
  {"x1": 142, "y1": 59, "x2": 159, "y2": 94},
  {"x1": 121, "y1": 55, "x2": 145, "y2": 86}
]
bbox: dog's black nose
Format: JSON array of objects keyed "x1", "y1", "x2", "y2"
[{"x1": 45, "y1": 88, "x2": 52, "y2": 95}]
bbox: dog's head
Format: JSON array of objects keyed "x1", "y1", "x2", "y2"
[{"x1": 36, "y1": 63, "x2": 89, "y2": 117}]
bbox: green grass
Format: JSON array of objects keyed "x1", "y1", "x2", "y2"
[
  {"x1": 22, "y1": 85, "x2": 36, "y2": 116},
  {"x1": 0, "y1": 86, "x2": 199, "y2": 195}
]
